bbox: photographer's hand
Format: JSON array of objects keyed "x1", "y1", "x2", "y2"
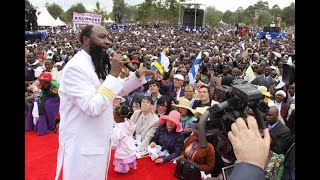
[{"x1": 228, "y1": 116, "x2": 270, "y2": 169}]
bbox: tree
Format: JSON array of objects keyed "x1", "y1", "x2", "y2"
[
  {"x1": 46, "y1": 3, "x2": 64, "y2": 19},
  {"x1": 253, "y1": 0, "x2": 269, "y2": 11},
  {"x1": 281, "y1": 2, "x2": 295, "y2": 26},
  {"x1": 125, "y1": 5, "x2": 138, "y2": 22},
  {"x1": 234, "y1": 7, "x2": 244, "y2": 23},
  {"x1": 269, "y1": 4, "x2": 282, "y2": 17},
  {"x1": 92, "y1": 1, "x2": 109, "y2": 21},
  {"x1": 136, "y1": 0, "x2": 156, "y2": 23},
  {"x1": 113, "y1": 0, "x2": 126, "y2": 23},
  {"x1": 65, "y1": 3, "x2": 87, "y2": 22},
  {"x1": 258, "y1": 10, "x2": 273, "y2": 27},
  {"x1": 205, "y1": 6, "x2": 223, "y2": 26},
  {"x1": 222, "y1": 10, "x2": 234, "y2": 24}
]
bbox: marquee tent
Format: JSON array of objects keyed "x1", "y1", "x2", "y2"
[
  {"x1": 53, "y1": 17, "x2": 66, "y2": 26},
  {"x1": 37, "y1": 7, "x2": 56, "y2": 27},
  {"x1": 104, "y1": 17, "x2": 115, "y2": 24}
]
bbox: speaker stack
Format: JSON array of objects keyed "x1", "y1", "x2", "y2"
[{"x1": 183, "y1": 8, "x2": 204, "y2": 27}]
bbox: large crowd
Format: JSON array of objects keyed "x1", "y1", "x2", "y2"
[{"x1": 25, "y1": 23, "x2": 295, "y2": 179}]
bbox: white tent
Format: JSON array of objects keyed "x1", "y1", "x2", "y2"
[
  {"x1": 37, "y1": 7, "x2": 56, "y2": 27},
  {"x1": 104, "y1": 17, "x2": 115, "y2": 24},
  {"x1": 53, "y1": 17, "x2": 67, "y2": 26}
]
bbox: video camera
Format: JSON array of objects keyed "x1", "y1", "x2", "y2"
[{"x1": 198, "y1": 79, "x2": 270, "y2": 148}]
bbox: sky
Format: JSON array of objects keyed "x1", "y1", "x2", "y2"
[{"x1": 28, "y1": 0, "x2": 295, "y2": 13}]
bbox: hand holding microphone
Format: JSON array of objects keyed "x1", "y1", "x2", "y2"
[{"x1": 106, "y1": 48, "x2": 136, "y2": 72}]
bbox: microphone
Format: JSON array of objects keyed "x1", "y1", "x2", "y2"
[
  {"x1": 208, "y1": 97, "x2": 239, "y2": 113},
  {"x1": 106, "y1": 48, "x2": 136, "y2": 72}
]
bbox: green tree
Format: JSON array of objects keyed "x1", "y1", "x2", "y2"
[
  {"x1": 136, "y1": 0, "x2": 156, "y2": 23},
  {"x1": 222, "y1": 10, "x2": 234, "y2": 24},
  {"x1": 125, "y1": 5, "x2": 138, "y2": 22},
  {"x1": 234, "y1": 7, "x2": 244, "y2": 23},
  {"x1": 113, "y1": 0, "x2": 126, "y2": 19},
  {"x1": 205, "y1": 6, "x2": 223, "y2": 26},
  {"x1": 92, "y1": 2, "x2": 109, "y2": 21},
  {"x1": 269, "y1": 4, "x2": 282, "y2": 17},
  {"x1": 258, "y1": 10, "x2": 273, "y2": 27},
  {"x1": 253, "y1": 0, "x2": 269, "y2": 12},
  {"x1": 243, "y1": 5, "x2": 256, "y2": 19},
  {"x1": 64, "y1": 3, "x2": 87, "y2": 22},
  {"x1": 281, "y1": 2, "x2": 295, "y2": 26},
  {"x1": 46, "y1": 3, "x2": 64, "y2": 19}
]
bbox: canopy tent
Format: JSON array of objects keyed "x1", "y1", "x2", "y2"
[
  {"x1": 53, "y1": 17, "x2": 66, "y2": 26},
  {"x1": 36, "y1": 7, "x2": 56, "y2": 27},
  {"x1": 104, "y1": 17, "x2": 115, "y2": 24}
]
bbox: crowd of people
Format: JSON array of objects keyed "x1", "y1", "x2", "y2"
[{"x1": 25, "y1": 22, "x2": 295, "y2": 180}]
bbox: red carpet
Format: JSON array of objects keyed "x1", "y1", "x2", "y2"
[{"x1": 25, "y1": 131, "x2": 178, "y2": 180}]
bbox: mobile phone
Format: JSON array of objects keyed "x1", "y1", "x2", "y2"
[{"x1": 222, "y1": 164, "x2": 235, "y2": 180}]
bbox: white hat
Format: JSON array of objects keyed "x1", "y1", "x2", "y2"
[
  {"x1": 174, "y1": 74, "x2": 184, "y2": 81},
  {"x1": 115, "y1": 96, "x2": 125, "y2": 103},
  {"x1": 203, "y1": 52, "x2": 209, "y2": 58},
  {"x1": 275, "y1": 90, "x2": 286, "y2": 98},
  {"x1": 47, "y1": 50, "x2": 54, "y2": 60}
]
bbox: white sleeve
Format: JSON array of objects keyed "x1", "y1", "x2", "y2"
[
  {"x1": 59, "y1": 66, "x2": 122, "y2": 116},
  {"x1": 117, "y1": 72, "x2": 147, "y2": 97}
]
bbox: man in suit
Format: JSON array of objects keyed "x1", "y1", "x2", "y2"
[
  {"x1": 159, "y1": 74, "x2": 185, "y2": 100},
  {"x1": 265, "y1": 106, "x2": 291, "y2": 154},
  {"x1": 251, "y1": 66, "x2": 277, "y2": 90}
]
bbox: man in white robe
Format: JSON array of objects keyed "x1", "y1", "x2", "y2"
[{"x1": 55, "y1": 25, "x2": 157, "y2": 180}]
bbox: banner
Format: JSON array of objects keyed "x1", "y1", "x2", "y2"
[{"x1": 73, "y1": 12, "x2": 102, "y2": 25}]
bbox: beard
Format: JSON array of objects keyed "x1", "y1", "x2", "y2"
[{"x1": 89, "y1": 42, "x2": 110, "y2": 80}]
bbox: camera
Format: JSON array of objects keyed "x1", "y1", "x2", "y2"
[{"x1": 198, "y1": 79, "x2": 269, "y2": 148}]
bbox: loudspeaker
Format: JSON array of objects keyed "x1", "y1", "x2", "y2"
[
  {"x1": 183, "y1": 8, "x2": 204, "y2": 27},
  {"x1": 263, "y1": 26, "x2": 280, "y2": 33}
]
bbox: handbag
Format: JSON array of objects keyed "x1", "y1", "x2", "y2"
[{"x1": 174, "y1": 158, "x2": 201, "y2": 180}]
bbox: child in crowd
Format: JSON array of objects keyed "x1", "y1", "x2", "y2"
[{"x1": 110, "y1": 104, "x2": 137, "y2": 173}]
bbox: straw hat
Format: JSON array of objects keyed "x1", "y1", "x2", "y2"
[
  {"x1": 257, "y1": 86, "x2": 271, "y2": 97},
  {"x1": 194, "y1": 106, "x2": 209, "y2": 119},
  {"x1": 172, "y1": 97, "x2": 195, "y2": 114}
]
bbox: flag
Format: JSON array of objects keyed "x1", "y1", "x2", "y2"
[
  {"x1": 188, "y1": 51, "x2": 202, "y2": 84},
  {"x1": 244, "y1": 65, "x2": 256, "y2": 83},
  {"x1": 150, "y1": 48, "x2": 169, "y2": 74},
  {"x1": 146, "y1": 48, "x2": 169, "y2": 80}
]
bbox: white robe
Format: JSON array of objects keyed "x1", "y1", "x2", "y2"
[{"x1": 55, "y1": 50, "x2": 146, "y2": 180}]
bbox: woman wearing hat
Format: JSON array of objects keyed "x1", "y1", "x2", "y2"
[
  {"x1": 25, "y1": 72, "x2": 60, "y2": 135},
  {"x1": 172, "y1": 97, "x2": 197, "y2": 138},
  {"x1": 149, "y1": 110, "x2": 184, "y2": 164}
]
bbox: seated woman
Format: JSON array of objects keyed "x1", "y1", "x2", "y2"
[
  {"x1": 25, "y1": 72, "x2": 60, "y2": 136},
  {"x1": 155, "y1": 95, "x2": 172, "y2": 117},
  {"x1": 172, "y1": 97, "x2": 197, "y2": 138},
  {"x1": 149, "y1": 110, "x2": 184, "y2": 164},
  {"x1": 176, "y1": 125, "x2": 215, "y2": 174}
]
